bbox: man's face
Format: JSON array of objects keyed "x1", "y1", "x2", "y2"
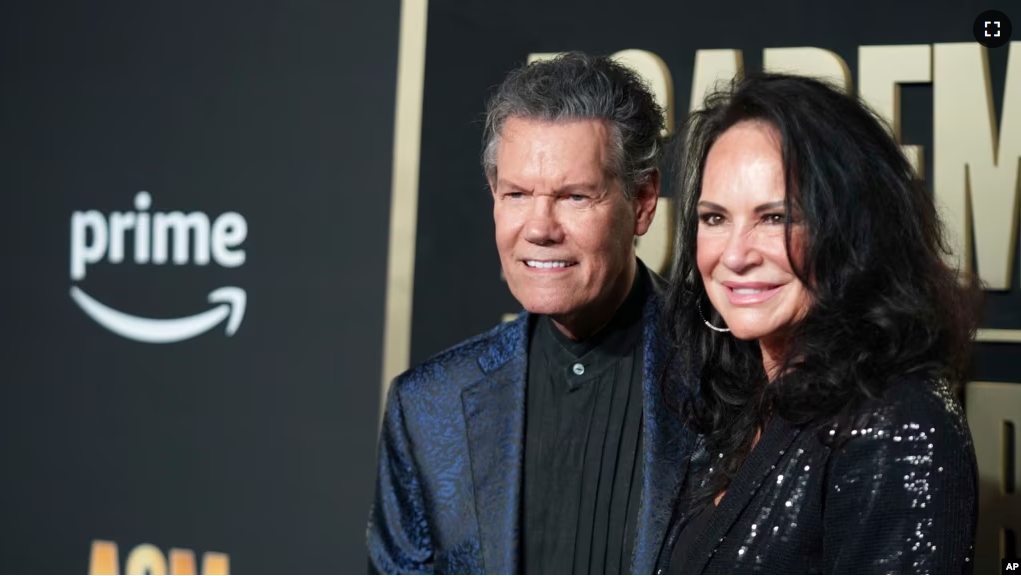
[{"x1": 491, "y1": 117, "x2": 657, "y2": 332}]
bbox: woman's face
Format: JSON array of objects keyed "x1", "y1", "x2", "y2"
[{"x1": 696, "y1": 120, "x2": 811, "y2": 346}]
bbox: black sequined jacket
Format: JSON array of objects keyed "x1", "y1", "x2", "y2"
[{"x1": 657, "y1": 376, "x2": 978, "y2": 574}]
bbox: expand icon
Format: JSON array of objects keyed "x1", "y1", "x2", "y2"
[{"x1": 69, "y1": 191, "x2": 248, "y2": 343}]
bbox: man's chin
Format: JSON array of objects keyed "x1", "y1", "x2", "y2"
[
  {"x1": 523, "y1": 305, "x2": 574, "y2": 317},
  {"x1": 518, "y1": 297, "x2": 579, "y2": 318}
]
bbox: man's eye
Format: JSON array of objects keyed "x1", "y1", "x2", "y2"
[
  {"x1": 569, "y1": 194, "x2": 588, "y2": 202},
  {"x1": 506, "y1": 192, "x2": 525, "y2": 199}
]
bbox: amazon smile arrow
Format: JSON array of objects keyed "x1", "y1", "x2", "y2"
[{"x1": 70, "y1": 286, "x2": 247, "y2": 344}]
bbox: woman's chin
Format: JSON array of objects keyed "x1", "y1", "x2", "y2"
[
  {"x1": 728, "y1": 328, "x2": 763, "y2": 341},
  {"x1": 717, "y1": 319, "x2": 770, "y2": 341}
]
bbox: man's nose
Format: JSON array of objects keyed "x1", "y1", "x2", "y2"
[{"x1": 523, "y1": 197, "x2": 565, "y2": 246}]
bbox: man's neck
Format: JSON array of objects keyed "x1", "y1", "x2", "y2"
[{"x1": 549, "y1": 259, "x2": 639, "y2": 341}]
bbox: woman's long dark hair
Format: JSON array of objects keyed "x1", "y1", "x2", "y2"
[{"x1": 664, "y1": 72, "x2": 982, "y2": 504}]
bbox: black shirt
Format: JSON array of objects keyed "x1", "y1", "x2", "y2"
[
  {"x1": 669, "y1": 503, "x2": 714, "y2": 573},
  {"x1": 520, "y1": 270, "x2": 648, "y2": 575}
]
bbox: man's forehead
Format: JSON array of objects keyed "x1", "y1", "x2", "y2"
[
  {"x1": 500, "y1": 115, "x2": 610, "y2": 139},
  {"x1": 496, "y1": 118, "x2": 609, "y2": 164}
]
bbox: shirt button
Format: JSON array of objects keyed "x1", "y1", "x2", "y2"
[{"x1": 572, "y1": 363, "x2": 585, "y2": 375}]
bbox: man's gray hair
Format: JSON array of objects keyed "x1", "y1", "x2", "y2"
[{"x1": 482, "y1": 52, "x2": 666, "y2": 199}]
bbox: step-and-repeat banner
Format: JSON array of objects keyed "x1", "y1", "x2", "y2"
[{"x1": 1, "y1": 0, "x2": 1019, "y2": 573}]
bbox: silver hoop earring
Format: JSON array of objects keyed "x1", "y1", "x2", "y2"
[{"x1": 697, "y1": 297, "x2": 730, "y2": 333}]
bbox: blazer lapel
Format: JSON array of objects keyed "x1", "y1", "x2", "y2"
[
  {"x1": 650, "y1": 455, "x2": 694, "y2": 574},
  {"x1": 631, "y1": 272, "x2": 695, "y2": 575},
  {"x1": 461, "y1": 313, "x2": 529, "y2": 574},
  {"x1": 686, "y1": 418, "x2": 801, "y2": 574}
]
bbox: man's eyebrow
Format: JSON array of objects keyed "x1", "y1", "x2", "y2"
[
  {"x1": 495, "y1": 178, "x2": 529, "y2": 191},
  {"x1": 558, "y1": 182, "x2": 602, "y2": 193}
]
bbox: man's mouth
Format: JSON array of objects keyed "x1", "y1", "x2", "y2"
[{"x1": 524, "y1": 260, "x2": 577, "y2": 269}]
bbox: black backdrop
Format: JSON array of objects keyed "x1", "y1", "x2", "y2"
[
  {"x1": 0, "y1": 1, "x2": 399, "y2": 573},
  {"x1": 1, "y1": 0, "x2": 1019, "y2": 573}
]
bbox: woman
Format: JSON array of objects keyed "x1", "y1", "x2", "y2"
[{"x1": 658, "y1": 73, "x2": 981, "y2": 574}]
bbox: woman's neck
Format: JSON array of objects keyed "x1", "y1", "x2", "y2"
[{"x1": 760, "y1": 339, "x2": 785, "y2": 381}]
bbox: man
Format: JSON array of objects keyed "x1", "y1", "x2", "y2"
[{"x1": 368, "y1": 52, "x2": 694, "y2": 574}]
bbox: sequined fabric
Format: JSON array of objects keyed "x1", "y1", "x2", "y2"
[
  {"x1": 658, "y1": 377, "x2": 977, "y2": 574},
  {"x1": 367, "y1": 265, "x2": 695, "y2": 574}
]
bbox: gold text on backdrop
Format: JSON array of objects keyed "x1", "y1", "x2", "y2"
[{"x1": 88, "y1": 540, "x2": 229, "y2": 575}]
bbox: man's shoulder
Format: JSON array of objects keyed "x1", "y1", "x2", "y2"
[
  {"x1": 644, "y1": 263, "x2": 669, "y2": 300},
  {"x1": 390, "y1": 315, "x2": 528, "y2": 399}
]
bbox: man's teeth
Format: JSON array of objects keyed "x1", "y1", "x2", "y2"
[
  {"x1": 526, "y1": 260, "x2": 571, "y2": 269},
  {"x1": 733, "y1": 287, "x2": 769, "y2": 294}
]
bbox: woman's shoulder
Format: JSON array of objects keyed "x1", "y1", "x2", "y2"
[
  {"x1": 828, "y1": 374, "x2": 975, "y2": 464},
  {"x1": 818, "y1": 376, "x2": 979, "y2": 575},
  {"x1": 856, "y1": 374, "x2": 969, "y2": 434}
]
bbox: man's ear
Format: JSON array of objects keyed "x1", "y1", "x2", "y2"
[{"x1": 633, "y1": 169, "x2": 660, "y2": 236}]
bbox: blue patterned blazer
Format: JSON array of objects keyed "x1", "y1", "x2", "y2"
[{"x1": 367, "y1": 266, "x2": 695, "y2": 574}]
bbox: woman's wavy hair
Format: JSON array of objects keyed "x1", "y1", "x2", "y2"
[{"x1": 664, "y1": 72, "x2": 981, "y2": 503}]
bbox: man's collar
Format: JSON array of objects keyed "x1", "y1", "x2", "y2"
[{"x1": 539, "y1": 262, "x2": 650, "y2": 360}]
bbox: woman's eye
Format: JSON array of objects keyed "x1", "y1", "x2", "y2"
[
  {"x1": 764, "y1": 213, "x2": 785, "y2": 225},
  {"x1": 699, "y1": 214, "x2": 723, "y2": 226}
]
